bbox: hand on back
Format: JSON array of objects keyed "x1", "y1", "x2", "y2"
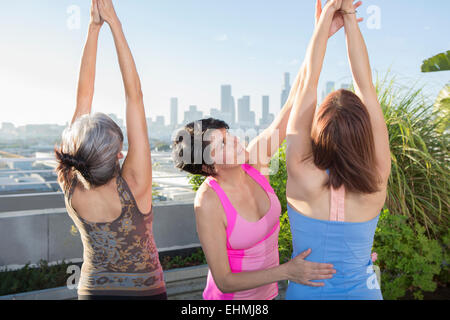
[{"x1": 285, "y1": 249, "x2": 336, "y2": 287}]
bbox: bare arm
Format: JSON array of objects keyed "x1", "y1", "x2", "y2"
[
  {"x1": 248, "y1": 0, "x2": 362, "y2": 171},
  {"x1": 246, "y1": 64, "x2": 305, "y2": 171},
  {"x1": 342, "y1": 0, "x2": 391, "y2": 181},
  {"x1": 286, "y1": 1, "x2": 340, "y2": 168},
  {"x1": 195, "y1": 186, "x2": 335, "y2": 293},
  {"x1": 71, "y1": 0, "x2": 103, "y2": 124},
  {"x1": 98, "y1": 0, "x2": 152, "y2": 204}
]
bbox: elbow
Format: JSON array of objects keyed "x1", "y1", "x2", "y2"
[
  {"x1": 215, "y1": 275, "x2": 234, "y2": 294},
  {"x1": 126, "y1": 89, "x2": 144, "y2": 104}
]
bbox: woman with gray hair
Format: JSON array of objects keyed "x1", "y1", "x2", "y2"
[{"x1": 55, "y1": 0, "x2": 166, "y2": 300}]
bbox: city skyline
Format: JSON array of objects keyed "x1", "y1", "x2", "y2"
[
  {"x1": 0, "y1": 74, "x2": 354, "y2": 130},
  {"x1": 1, "y1": 1, "x2": 449, "y2": 127}
]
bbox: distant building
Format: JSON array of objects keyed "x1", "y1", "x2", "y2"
[
  {"x1": 1, "y1": 122, "x2": 15, "y2": 131},
  {"x1": 184, "y1": 106, "x2": 203, "y2": 124},
  {"x1": 260, "y1": 96, "x2": 274, "y2": 128},
  {"x1": 108, "y1": 113, "x2": 124, "y2": 128},
  {"x1": 281, "y1": 72, "x2": 291, "y2": 109},
  {"x1": 341, "y1": 83, "x2": 352, "y2": 90},
  {"x1": 237, "y1": 96, "x2": 254, "y2": 128},
  {"x1": 221, "y1": 85, "x2": 236, "y2": 125},
  {"x1": 209, "y1": 108, "x2": 222, "y2": 120},
  {"x1": 170, "y1": 98, "x2": 178, "y2": 127},
  {"x1": 322, "y1": 81, "x2": 336, "y2": 101}
]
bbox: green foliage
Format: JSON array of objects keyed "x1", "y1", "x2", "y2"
[
  {"x1": 373, "y1": 209, "x2": 444, "y2": 300},
  {"x1": 160, "y1": 248, "x2": 207, "y2": 270},
  {"x1": 377, "y1": 76, "x2": 449, "y2": 237},
  {"x1": 421, "y1": 51, "x2": 450, "y2": 72},
  {"x1": 434, "y1": 84, "x2": 450, "y2": 134},
  {"x1": 188, "y1": 174, "x2": 206, "y2": 192},
  {"x1": 269, "y1": 143, "x2": 292, "y2": 264},
  {"x1": 0, "y1": 250, "x2": 208, "y2": 296},
  {"x1": 0, "y1": 260, "x2": 71, "y2": 296}
]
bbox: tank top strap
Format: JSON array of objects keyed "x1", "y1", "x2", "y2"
[
  {"x1": 241, "y1": 164, "x2": 275, "y2": 194},
  {"x1": 326, "y1": 170, "x2": 346, "y2": 222},
  {"x1": 205, "y1": 177, "x2": 238, "y2": 247},
  {"x1": 116, "y1": 175, "x2": 134, "y2": 207}
]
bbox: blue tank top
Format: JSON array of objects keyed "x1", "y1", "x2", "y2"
[{"x1": 285, "y1": 171, "x2": 383, "y2": 300}]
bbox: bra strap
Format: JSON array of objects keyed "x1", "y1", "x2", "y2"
[
  {"x1": 330, "y1": 186, "x2": 346, "y2": 222},
  {"x1": 326, "y1": 169, "x2": 346, "y2": 222}
]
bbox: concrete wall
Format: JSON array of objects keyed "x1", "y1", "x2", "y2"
[{"x1": 0, "y1": 202, "x2": 200, "y2": 269}]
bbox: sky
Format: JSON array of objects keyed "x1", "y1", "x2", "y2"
[{"x1": 0, "y1": 0, "x2": 449, "y2": 127}]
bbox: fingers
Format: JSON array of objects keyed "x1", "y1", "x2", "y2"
[
  {"x1": 315, "y1": 0, "x2": 323, "y2": 25},
  {"x1": 354, "y1": 1, "x2": 363, "y2": 10},
  {"x1": 297, "y1": 248, "x2": 312, "y2": 259},
  {"x1": 311, "y1": 269, "x2": 336, "y2": 276},
  {"x1": 310, "y1": 273, "x2": 334, "y2": 280},
  {"x1": 307, "y1": 261, "x2": 334, "y2": 270},
  {"x1": 304, "y1": 281, "x2": 325, "y2": 287}
]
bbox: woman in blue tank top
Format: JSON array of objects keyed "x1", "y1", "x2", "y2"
[{"x1": 284, "y1": 0, "x2": 391, "y2": 300}]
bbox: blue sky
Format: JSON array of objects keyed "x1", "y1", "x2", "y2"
[{"x1": 0, "y1": 0, "x2": 449, "y2": 126}]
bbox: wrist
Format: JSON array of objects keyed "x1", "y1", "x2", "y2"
[
  {"x1": 88, "y1": 22, "x2": 102, "y2": 32},
  {"x1": 107, "y1": 16, "x2": 121, "y2": 28},
  {"x1": 343, "y1": 12, "x2": 358, "y2": 24},
  {"x1": 279, "y1": 262, "x2": 290, "y2": 281}
]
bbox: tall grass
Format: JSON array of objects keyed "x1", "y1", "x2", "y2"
[{"x1": 377, "y1": 75, "x2": 449, "y2": 237}]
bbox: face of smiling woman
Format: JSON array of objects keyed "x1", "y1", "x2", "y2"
[{"x1": 206, "y1": 128, "x2": 249, "y2": 172}]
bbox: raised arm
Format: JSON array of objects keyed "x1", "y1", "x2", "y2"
[
  {"x1": 248, "y1": 0, "x2": 362, "y2": 171},
  {"x1": 98, "y1": 0, "x2": 153, "y2": 205},
  {"x1": 71, "y1": 0, "x2": 103, "y2": 124},
  {"x1": 286, "y1": 0, "x2": 342, "y2": 166},
  {"x1": 342, "y1": 0, "x2": 391, "y2": 181}
]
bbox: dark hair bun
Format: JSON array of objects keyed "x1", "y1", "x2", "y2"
[{"x1": 55, "y1": 151, "x2": 92, "y2": 183}]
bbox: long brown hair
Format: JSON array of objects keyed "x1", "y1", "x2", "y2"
[{"x1": 311, "y1": 89, "x2": 380, "y2": 194}]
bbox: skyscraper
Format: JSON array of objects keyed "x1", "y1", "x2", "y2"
[
  {"x1": 322, "y1": 81, "x2": 336, "y2": 101},
  {"x1": 221, "y1": 85, "x2": 235, "y2": 125},
  {"x1": 260, "y1": 96, "x2": 274, "y2": 128},
  {"x1": 183, "y1": 105, "x2": 203, "y2": 124},
  {"x1": 238, "y1": 96, "x2": 251, "y2": 125},
  {"x1": 281, "y1": 72, "x2": 291, "y2": 110},
  {"x1": 170, "y1": 98, "x2": 178, "y2": 127}
]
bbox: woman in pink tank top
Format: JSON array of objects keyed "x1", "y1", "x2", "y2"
[
  {"x1": 173, "y1": 120, "x2": 336, "y2": 300},
  {"x1": 169, "y1": 5, "x2": 360, "y2": 300}
]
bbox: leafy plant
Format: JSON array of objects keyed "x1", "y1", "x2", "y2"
[
  {"x1": 377, "y1": 76, "x2": 449, "y2": 237},
  {"x1": 0, "y1": 260, "x2": 71, "y2": 296},
  {"x1": 0, "y1": 249, "x2": 208, "y2": 296},
  {"x1": 373, "y1": 209, "x2": 444, "y2": 300},
  {"x1": 188, "y1": 174, "x2": 206, "y2": 192},
  {"x1": 434, "y1": 84, "x2": 450, "y2": 134},
  {"x1": 421, "y1": 51, "x2": 450, "y2": 72},
  {"x1": 269, "y1": 143, "x2": 292, "y2": 264}
]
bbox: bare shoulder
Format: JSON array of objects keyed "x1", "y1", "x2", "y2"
[{"x1": 194, "y1": 181, "x2": 226, "y2": 227}]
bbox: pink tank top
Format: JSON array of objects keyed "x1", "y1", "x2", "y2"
[{"x1": 203, "y1": 164, "x2": 281, "y2": 300}]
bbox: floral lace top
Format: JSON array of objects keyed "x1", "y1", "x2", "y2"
[{"x1": 64, "y1": 174, "x2": 166, "y2": 297}]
